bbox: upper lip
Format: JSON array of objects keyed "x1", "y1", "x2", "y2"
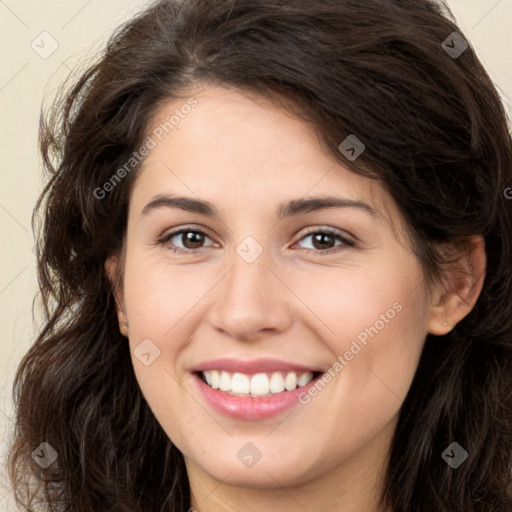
[{"x1": 193, "y1": 358, "x2": 322, "y2": 374}]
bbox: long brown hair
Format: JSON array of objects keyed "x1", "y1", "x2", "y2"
[{"x1": 8, "y1": 0, "x2": 512, "y2": 510}]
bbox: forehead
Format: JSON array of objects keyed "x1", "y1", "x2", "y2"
[{"x1": 130, "y1": 85, "x2": 398, "y2": 226}]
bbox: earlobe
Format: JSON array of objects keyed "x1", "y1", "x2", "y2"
[
  {"x1": 428, "y1": 300, "x2": 454, "y2": 336},
  {"x1": 105, "y1": 255, "x2": 129, "y2": 338},
  {"x1": 427, "y1": 235, "x2": 486, "y2": 336}
]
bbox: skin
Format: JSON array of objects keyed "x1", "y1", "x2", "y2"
[{"x1": 107, "y1": 85, "x2": 485, "y2": 512}]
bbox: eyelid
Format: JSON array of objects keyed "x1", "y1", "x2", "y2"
[
  {"x1": 157, "y1": 225, "x2": 216, "y2": 247},
  {"x1": 290, "y1": 227, "x2": 355, "y2": 255},
  {"x1": 293, "y1": 226, "x2": 355, "y2": 245}
]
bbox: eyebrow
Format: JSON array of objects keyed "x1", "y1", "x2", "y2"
[{"x1": 141, "y1": 194, "x2": 379, "y2": 219}]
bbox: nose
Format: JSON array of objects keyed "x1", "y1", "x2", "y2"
[{"x1": 207, "y1": 250, "x2": 293, "y2": 342}]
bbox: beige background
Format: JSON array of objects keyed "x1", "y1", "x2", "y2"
[{"x1": 0, "y1": 0, "x2": 511, "y2": 509}]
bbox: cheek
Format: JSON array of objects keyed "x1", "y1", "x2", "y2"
[
  {"x1": 124, "y1": 254, "x2": 203, "y2": 334},
  {"x1": 291, "y1": 262, "x2": 429, "y2": 403},
  {"x1": 286, "y1": 268, "x2": 428, "y2": 462},
  {"x1": 122, "y1": 256, "x2": 197, "y2": 411},
  {"x1": 289, "y1": 263, "x2": 426, "y2": 350}
]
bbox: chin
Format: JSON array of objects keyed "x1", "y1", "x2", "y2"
[{"x1": 202, "y1": 456, "x2": 317, "y2": 489}]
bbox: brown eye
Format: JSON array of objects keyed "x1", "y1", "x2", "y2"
[
  {"x1": 159, "y1": 228, "x2": 215, "y2": 254},
  {"x1": 293, "y1": 229, "x2": 355, "y2": 256},
  {"x1": 179, "y1": 231, "x2": 206, "y2": 249},
  {"x1": 309, "y1": 232, "x2": 337, "y2": 250}
]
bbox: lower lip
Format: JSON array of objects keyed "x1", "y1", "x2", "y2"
[{"x1": 193, "y1": 372, "x2": 323, "y2": 420}]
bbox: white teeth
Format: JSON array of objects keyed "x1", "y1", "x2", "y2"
[
  {"x1": 219, "y1": 371, "x2": 231, "y2": 391},
  {"x1": 298, "y1": 371, "x2": 313, "y2": 387},
  {"x1": 201, "y1": 370, "x2": 316, "y2": 395},
  {"x1": 250, "y1": 373, "x2": 269, "y2": 395},
  {"x1": 231, "y1": 373, "x2": 250, "y2": 394},
  {"x1": 269, "y1": 372, "x2": 285, "y2": 393},
  {"x1": 210, "y1": 370, "x2": 220, "y2": 389},
  {"x1": 284, "y1": 372, "x2": 297, "y2": 391}
]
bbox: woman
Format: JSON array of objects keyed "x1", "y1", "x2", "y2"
[{"x1": 8, "y1": 0, "x2": 512, "y2": 511}]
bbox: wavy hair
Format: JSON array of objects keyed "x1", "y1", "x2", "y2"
[{"x1": 8, "y1": 0, "x2": 512, "y2": 510}]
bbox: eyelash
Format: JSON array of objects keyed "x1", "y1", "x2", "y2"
[{"x1": 157, "y1": 227, "x2": 355, "y2": 256}]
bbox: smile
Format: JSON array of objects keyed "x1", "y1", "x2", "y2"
[
  {"x1": 199, "y1": 370, "x2": 320, "y2": 396},
  {"x1": 191, "y1": 358, "x2": 326, "y2": 420}
]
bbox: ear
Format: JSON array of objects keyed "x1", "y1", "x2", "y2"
[
  {"x1": 428, "y1": 235, "x2": 486, "y2": 336},
  {"x1": 105, "y1": 255, "x2": 129, "y2": 338}
]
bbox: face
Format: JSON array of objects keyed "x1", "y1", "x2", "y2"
[{"x1": 111, "y1": 85, "x2": 435, "y2": 490}]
